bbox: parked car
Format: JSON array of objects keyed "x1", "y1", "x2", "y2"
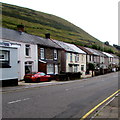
[{"x1": 24, "y1": 72, "x2": 52, "y2": 83}]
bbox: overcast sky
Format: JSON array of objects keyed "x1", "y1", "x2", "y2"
[{"x1": 0, "y1": 0, "x2": 119, "y2": 45}]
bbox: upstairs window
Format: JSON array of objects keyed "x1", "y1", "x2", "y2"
[
  {"x1": 70, "y1": 53, "x2": 72, "y2": 62},
  {"x1": 40, "y1": 48, "x2": 45, "y2": 59},
  {"x1": 0, "y1": 50, "x2": 10, "y2": 68},
  {"x1": 54, "y1": 49, "x2": 57, "y2": 60},
  {"x1": 75, "y1": 54, "x2": 77, "y2": 62},
  {"x1": 75, "y1": 54, "x2": 79, "y2": 62},
  {"x1": 25, "y1": 44, "x2": 30, "y2": 57},
  {"x1": 77, "y1": 54, "x2": 79, "y2": 61},
  {"x1": 89, "y1": 55, "x2": 92, "y2": 61}
]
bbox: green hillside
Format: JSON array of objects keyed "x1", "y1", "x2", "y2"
[{"x1": 1, "y1": 2, "x2": 118, "y2": 53}]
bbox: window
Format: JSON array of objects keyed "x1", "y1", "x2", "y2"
[
  {"x1": 75, "y1": 54, "x2": 77, "y2": 62},
  {"x1": 47, "y1": 64, "x2": 54, "y2": 74},
  {"x1": 0, "y1": 50, "x2": 10, "y2": 68},
  {"x1": 89, "y1": 55, "x2": 91, "y2": 61},
  {"x1": 81, "y1": 65, "x2": 84, "y2": 71},
  {"x1": 74, "y1": 65, "x2": 78, "y2": 72},
  {"x1": 70, "y1": 53, "x2": 72, "y2": 62},
  {"x1": 40, "y1": 48, "x2": 45, "y2": 59},
  {"x1": 75, "y1": 54, "x2": 79, "y2": 62},
  {"x1": 77, "y1": 54, "x2": 79, "y2": 61},
  {"x1": 25, "y1": 44, "x2": 30, "y2": 57},
  {"x1": 54, "y1": 49, "x2": 57, "y2": 60},
  {"x1": 55, "y1": 64, "x2": 58, "y2": 74}
]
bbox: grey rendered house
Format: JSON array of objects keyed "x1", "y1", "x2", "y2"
[{"x1": 0, "y1": 42, "x2": 18, "y2": 86}]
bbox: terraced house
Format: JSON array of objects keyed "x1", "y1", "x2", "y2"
[
  {"x1": 1, "y1": 26, "x2": 120, "y2": 86},
  {"x1": 36, "y1": 33, "x2": 62, "y2": 75},
  {"x1": 52, "y1": 40, "x2": 86, "y2": 77}
]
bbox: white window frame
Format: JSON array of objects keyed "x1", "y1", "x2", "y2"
[
  {"x1": 40, "y1": 48, "x2": 45, "y2": 59},
  {"x1": 81, "y1": 65, "x2": 84, "y2": 71},
  {"x1": 54, "y1": 49, "x2": 57, "y2": 60},
  {"x1": 0, "y1": 50, "x2": 9, "y2": 61},
  {"x1": 74, "y1": 65, "x2": 78, "y2": 72},
  {"x1": 47, "y1": 64, "x2": 54, "y2": 74},
  {"x1": 75, "y1": 54, "x2": 77, "y2": 62},
  {"x1": 55, "y1": 64, "x2": 58, "y2": 74},
  {"x1": 25, "y1": 44, "x2": 31, "y2": 57},
  {"x1": 70, "y1": 53, "x2": 72, "y2": 62}
]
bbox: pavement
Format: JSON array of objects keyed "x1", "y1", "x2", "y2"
[
  {"x1": 1, "y1": 72, "x2": 119, "y2": 119},
  {"x1": 1, "y1": 80, "x2": 78, "y2": 92},
  {"x1": 91, "y1": 93, "x2": 119, "y2": 119}
]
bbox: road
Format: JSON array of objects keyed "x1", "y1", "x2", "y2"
[{"x1": 2, "y1": 72, "x2": 119, "y2": 119}]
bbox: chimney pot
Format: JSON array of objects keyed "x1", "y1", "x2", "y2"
[
  {"x1": 45, "y1": 33, "x2": 50, "y2": 39},
  {"x1": 17, "y1": 24, "x2": 24, "y2": 32}
]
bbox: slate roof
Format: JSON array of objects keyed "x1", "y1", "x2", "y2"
[
  {"x1": 0, "y1": 27, "x2": 61, "y2": 49},
  {"x1": 63, "y1": 43, "x2": 86, "y2": 54},
  {"x1": 85, "y1": 47, "x2": 99, "y2": 56},
  {"x1": 102, "y1": 52, "x2": 114, "y2": 57},
  {"x1": 53, "y1": 40, "x2": 76, "y2": 52},
  {"x1": 110, "y1": 54, "x2": 119, "y2": 58},
  {"x1": 88, "y1": 48, "x2": 105, "y2": 57}
]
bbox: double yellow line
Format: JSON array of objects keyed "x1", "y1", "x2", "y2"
[{"x1": 80, "y1": 89, "x2": 120, "y2": 120}]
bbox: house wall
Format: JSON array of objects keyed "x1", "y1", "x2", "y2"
[
  {"x1": 100, "y1": 56, "x2": 104, "y2": 64},
  {"x1": 79, "y1": 54, "x2": 86, "y2": 77},
  {"x1": 38, "y1": 46, "x2": 62, "y2": 74},
  {"x1": 18, "y1": 42, "x2": 38, "y2": 80},
  {"x1": 61, "y1": 50, "x2": 66, "y2": 72},
  {"x1": 113, "y1": 57, "x2": 119, "y2": 66},
  {"x1": 65, "y1": 52, "x2": 86, "y2": 75},
  {"x1": 0, "y1": 46, "x2": 18, "y2": 81},
  {"x1": 87, "y1": 55, "x2": 93, "y2": 63}
]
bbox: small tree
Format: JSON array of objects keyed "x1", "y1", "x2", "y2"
[
  {"x1": 88, "y1": 63, "x2": 95, "y2": 77},
  {"x1": 104, "y1": 41, "x2": 109, "y2": 46}
]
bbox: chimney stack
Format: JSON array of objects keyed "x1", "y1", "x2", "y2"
[
  {"x1": 45, "y1": 33, "x2": 50, "y2": 39},
  {"x1": 17, "y1": 24, "x2": 24, "y2": 32}
]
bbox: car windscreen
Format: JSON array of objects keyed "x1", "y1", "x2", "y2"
[{"x1": 37, "y1": 73, "x2": 45, "y2": 76}]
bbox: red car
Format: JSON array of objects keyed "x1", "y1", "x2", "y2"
[{"x1": 24, "y1": 72, "x2": 52, "y2": 83}]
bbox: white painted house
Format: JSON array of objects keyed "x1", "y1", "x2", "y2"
[
  {"x1": 64, "y1": 43, "x2": 86, "y2": 77},
  {"x1": 1, "y1": 27, "x2": 38, "y2": 80},
  {"x1": 53, "y1": 40, "x2": 86, "y2": 77}
]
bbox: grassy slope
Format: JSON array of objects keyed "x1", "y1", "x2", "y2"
[{"x1": 1, "y1": 2, "x2": 118, "y2": 53}]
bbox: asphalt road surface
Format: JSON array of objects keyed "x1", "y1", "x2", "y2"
[{"x1": 2, "y1": 72, "x2": 119, "y2": 119}]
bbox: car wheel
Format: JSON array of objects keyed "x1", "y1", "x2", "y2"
[
  {"x1": 48, "y1": 78, "x2": 51, "y2": 82},
  {"x1": 36, "y1": 78, "x2": 40, "y2": 82}
]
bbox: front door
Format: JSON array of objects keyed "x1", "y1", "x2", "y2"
[{"x1": 25, "y1": 61, "x2": 33, "y2": 74}]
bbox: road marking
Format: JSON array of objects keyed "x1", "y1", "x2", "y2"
[
  {"x1": 65, "y1": 86, "x2": 84, "y2": 91},
  {"x1": 91, "y1": 94, "x2": 118, "y2": 119},
  {"x1": 8, "y1": 100, "x2": 22, "y2": 104},
  {"x1": 80, "y1": 89, "x2": 120, "y2": 120},
  {"x1": 8, "y1": 98, "x2": 30, "y2": 104}
]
